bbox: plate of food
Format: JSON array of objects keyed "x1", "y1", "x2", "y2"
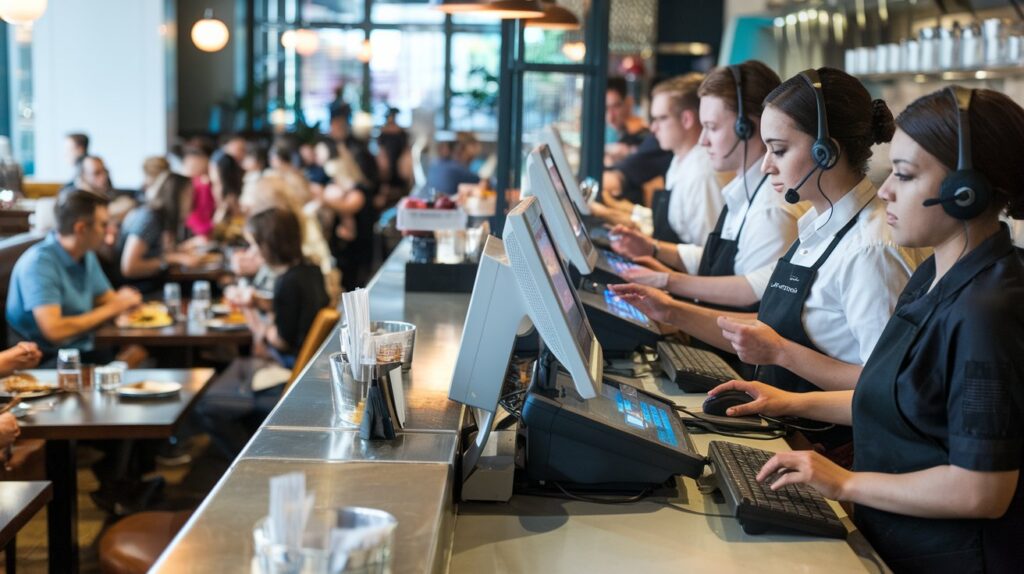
[
  {"x1": 117, "y1": 380, "x2": 182, "y2": 399},
  {"x1": 207, "y1": 311, "x2": 248, "y2": 331},
  {"x1": 117, "y1": 302, "x2": 174, "y2": 329},
  {"x1": 0, "y1": 373, "x2": 58, "y2": 399}
]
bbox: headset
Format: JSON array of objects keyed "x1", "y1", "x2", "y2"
[
  {"x1": 785, "y1": 69, "x2": 840, "y2": 205},
  {"x1": 921, "y1": 86, "x2": 992, "y2": 220},
  {"x1": 730, "y1": 65, "x2": 754, "y2": 141}
]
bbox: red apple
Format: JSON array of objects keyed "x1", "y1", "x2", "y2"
[
  {"x1": 402, "y1": 197, "x2": 428, "y2": 209},
  {"x1": 434, "y1": 195, "x2": 457, "y2": 210}
]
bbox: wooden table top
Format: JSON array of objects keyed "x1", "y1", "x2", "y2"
[
  {"x1": 14, "y1": 368, "x2": 215, "y2": 440},
  {"x1": 0, "y1": 481, "x2": 52, "y2": 548},
  {"x1": 95, "y1": 318, "x2": 252, "y2": 347}
]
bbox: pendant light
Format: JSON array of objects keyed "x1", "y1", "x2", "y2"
[
  {"x1": 525, "y1": 0, "x2": 579, "y2": 30},
  {"x1": 191, "y1": 9, "x2": 229, "y2": 53},
  {"x1": 0, "y1": 0, "x2": 48, "y2": 25},
  {"x1": 282, "y1": 28, "x2": 319, "y2": 56},
  {"x1": 430, "y1": 0, "x2": 488, "y2": 13},
  {"x1": 484, "y1": 0, "x2": 545, "y2": 19}
]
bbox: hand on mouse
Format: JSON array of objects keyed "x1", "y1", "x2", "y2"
[
  {"x1": 707, "y1": 379, "x2": 796, "y2": 418},
  {"x1": 755, "y1": 450, "x2": 853, "y2": 501},
  {"x1": 717, "y1": 316, "x2": 788, "y2": 366}
]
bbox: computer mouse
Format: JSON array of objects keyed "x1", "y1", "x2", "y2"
[{"x1": 702, "y1": 390, "x2": 755, "y2": 417}]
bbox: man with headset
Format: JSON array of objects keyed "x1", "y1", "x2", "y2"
[{"x1": 610, "y1": 61, "x2": 806, "y2": 313}]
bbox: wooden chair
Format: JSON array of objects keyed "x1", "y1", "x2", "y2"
[
  {"x1": 21, "y1": 181, "x2": 63, "y2": 199},
  {"x1": 98, "y1": 307, "x2": 341, "y2": 573},
  {"x1": 286, "y1": 307, "x2": 340, "y2": 390}
]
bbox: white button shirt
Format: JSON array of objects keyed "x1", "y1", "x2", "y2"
[
  {"x1": 788, "y1": 177, "x2": 929, "y2": 365},
  {"x1": 664, "y1": 146, "x2": 723, "y2": 246},
  {"x1": 677, "y1": 158, "x2": 807, "y2": 297}
]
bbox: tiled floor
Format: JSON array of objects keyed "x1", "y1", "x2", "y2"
[{"x1": 6, "y1": 438, "x2": 228, "y2": 574}]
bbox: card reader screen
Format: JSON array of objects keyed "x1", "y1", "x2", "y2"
[
  {"x1": 600, "y1": 383, "x2": 679, "y2": 448},
  {"x1": 603, "y1": 288, "x2": 650, "y2": 326}
]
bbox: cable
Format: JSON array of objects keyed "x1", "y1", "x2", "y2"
[
  {"x1": 553, "y1": 482, "x2": 653, "y2": 504},
  {"x1": 816, "y1": 169, "x2": 834, "y2": 228},
  {"x1": 760, "y1": 415, "x2": 836, "y2": 433},
  {"x1": 675, "y1": 407, "x2": 788, "y2": 440},
  {"x1": 742, "y1": 138, "x2": 751, "y2": 202},
  {"x1": 661, "y1": 503, "x2": 734, "y2": 520},
  {"x1": 956, "y1": 220, "x2": 969, "y2": 263}
]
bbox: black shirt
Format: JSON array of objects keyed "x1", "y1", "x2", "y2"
[
  {"x1": 273, "y1": 263, "x2": 329, "y2": 354},
  {"x1": 889, "y1": 226, "x2": 1024, "y2": 472}
]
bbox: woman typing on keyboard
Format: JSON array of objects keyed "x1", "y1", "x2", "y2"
[
  {"x1": 711, "y1": 87, "x2": 1024, "y2": 572},
  {"x1": 612, "y1": 69, "x2": 925, "y2": 459}
]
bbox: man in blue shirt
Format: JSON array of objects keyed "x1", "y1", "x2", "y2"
[
  {"x1": 423, "y1": 132, "x2": 481, "y2": 197},
  {"x1": 7, "y1": 190, "x2": 142, "y2": 364}
]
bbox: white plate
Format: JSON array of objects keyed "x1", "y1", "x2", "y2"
[
  {"x1": 117, "y1": 381, "x2": 182, "y2": 399},
  {"x1": 206, "y1": 319, "x2": 248, "y2": 331},
  {"x1": 211, "y1": 304, "x2": 232, "y2": 315}
]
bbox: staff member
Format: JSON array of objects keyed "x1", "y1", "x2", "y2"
[
  {"x1": 612, "y1": 61, "x2": 805, "y2": 311},
  {"x1": 713, "y1": 87, "x2": 1024, "y2": 572},
  {"x1": 612, "y1": 69, "x2": 924, "y2": 427}
]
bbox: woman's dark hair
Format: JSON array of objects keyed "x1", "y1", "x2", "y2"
[
  {"x1": 247, "y1": 208, "x2": 304, "y2": 267},
  {"x1": 151, "y1": 173, "x2": 192, "y2": 238},
  {"x1": 896, "y1": 87, "x2": 1024, "y2": 219},
  {"x1": 764, "y1": 67, "x2": 894, "y2": 174},
  {"x1": 698, "y1": 60, "x2": 781, "y2": 120},
  {"x1": 214, "y1": 153, "x2": 244, "y2": 199}
]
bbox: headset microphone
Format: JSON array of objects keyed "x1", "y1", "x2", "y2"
[
  {"x1": 923, "y1": 188, "x2": 975, "y2": 208},
  {"x1": 785, "y1": 166, "x2": 819, "y2": 204}
]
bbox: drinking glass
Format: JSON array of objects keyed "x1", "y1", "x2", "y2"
[{"x1": 57, "y1": 348, "x2": 82, "y2": 392}]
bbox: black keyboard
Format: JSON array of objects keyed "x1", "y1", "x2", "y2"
[
  {"x1": 657, "y1": 341, "x2": 739, "y2": 392},
  {"x1": 707, "y1": 441, "x2": 847, "y2": 539}
]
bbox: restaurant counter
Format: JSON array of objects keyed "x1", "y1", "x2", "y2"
[
  {"x1": 153, "y1": 239, "x2": 886, "y2": 573},
  {"x1": 152, "y1": 240, "x2": 468, "y2": 573}
]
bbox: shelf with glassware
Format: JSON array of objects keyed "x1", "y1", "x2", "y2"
[{"x1": 847, "y1": 17, "x2": 1024, "y2": 83}]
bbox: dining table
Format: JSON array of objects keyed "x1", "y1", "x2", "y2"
[
  {"x1": 95, "y1": 311, "x2": 252, "y2": 366},
  {"x1": 0, "y1": 481, "x2": 52, "y2": 573},
  {"x1": 12, "y1": 368, "x2": 215, "y2": 574}
]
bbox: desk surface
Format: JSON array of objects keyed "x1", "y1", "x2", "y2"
[
  {"x1": 16, "y1": 368, "x2": 215, "y2": 440},
  {"x1": 0, "y1": 481, "x2": 52, "y2": 548},
  {"x1": 156, "y1": 240, "x2": 886, "y2": 573},
  {"x1": 451, "y1": 385, "x2": 885, "y2": 574}
]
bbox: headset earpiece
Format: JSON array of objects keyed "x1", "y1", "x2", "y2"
[
  {"x1": 798, "y1": 69, "x2": 839, "y2": 171},
  {"x1": 729, "y1": 65, "x2": 754, "y2": 141},
  {"x1": 928, "y1": 87, "x2": 992, "y2": 221}
]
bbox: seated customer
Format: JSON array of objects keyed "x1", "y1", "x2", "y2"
[
  {"x1": 6, "y1": 190, "x2": 142, "y2": 365},
  {"x1": 196, "y1": 208, "x2": 329, "y2": 459},
  {"x1": 117, "y1": 175, "x2": 201, "y2": 292}
]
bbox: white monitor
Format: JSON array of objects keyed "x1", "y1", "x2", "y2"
[
  {"x1": 539, "y1": 126, "x2": 591, "y2": 215},
  {"x1": 523, "y1": 144, "x2": 598, "y2": 274},
  {"x1": 449, "y1": 196, "x2": 602, "y2": 416}
]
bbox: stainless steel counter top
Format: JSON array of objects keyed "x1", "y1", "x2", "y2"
[{"x1": 154, "y1": 240, "x2": 469, "y2": 573}]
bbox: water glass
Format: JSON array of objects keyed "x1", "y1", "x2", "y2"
[
  {"x1": 434, "y1": 230, "x2": 466, "y2": 264},
  {"x1": 329, "y1": 353, "x2": 369, "y2": 427},
  {"x1": 95, "y1": 363, "x2": 126, "y2": 392},
  {"x1": 164, "y1": 282, "x2": 183, "y2": 321},
  {"x1": 57, "y1": 348, "x2": 82, "y2": 392},
  {"x1": 190, "y1": 280, "x2": 212, "y2": 323}
]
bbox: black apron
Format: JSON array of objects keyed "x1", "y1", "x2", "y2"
[
  {"x1": 650, "y1": 188, "x2": 684, "y2": 244},
  {"x1": 757, "y1": 204, "x2": 867, "y2": 448},
  {"x1": 695, "y1": 174, "x2": 769, "y2": 313},
  {"x1": 851, "y1": 277, "x2": 1024, "y2": 573}
]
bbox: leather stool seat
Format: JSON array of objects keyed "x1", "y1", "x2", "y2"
[{"x1": 98, "y1": 510, "x2": 191, "y2": 574}]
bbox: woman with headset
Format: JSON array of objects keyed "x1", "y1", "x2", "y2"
[
  {"x1": 711, "y1": 87, "x2": 1024, "y2": 572},
  {"x1": 609, "y1": 61, "x2": 806, "y2": 311},
  {"x1": 612, "y1": 69, "x2": 925, "y2": 452}
]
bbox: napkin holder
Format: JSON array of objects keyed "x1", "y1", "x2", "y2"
[{"x1": 358, "y1": 361, "x2": 404, "y2": 441}]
